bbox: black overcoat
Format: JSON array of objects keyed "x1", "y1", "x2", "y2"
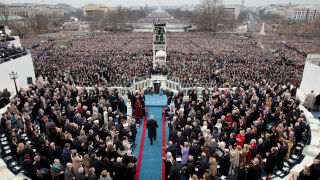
[{"x1": 147, "y1": 119, "x2": 158, "y2": 138}]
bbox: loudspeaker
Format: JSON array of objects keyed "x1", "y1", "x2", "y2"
[{"x1": 27, "y1": 77, "x2": 32, "y2": 84}]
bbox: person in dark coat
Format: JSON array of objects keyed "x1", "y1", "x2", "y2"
[
  {"x1": 309, "y1": 159, "x2": 320, "y2": 180},
  {"x1": 146, "y1": 115, "x2": 158, "y2": 145},
  {"x1": 62, "y1": 143, "x2": 72, "y2": 166},
  {"x1": 237, "y1": 163, "x2": 246, "y2": 180},
  {"x1": 87, "y1": 167, "x2": 98, "y2": 180},
  {"x1": 198, "y1": 153, "x2": 209, "y2": 178},
  {"x1": 34, "y1": 155, "x2": 51, "y2": 171},
  {"x1": 23, "y1": 154, "x2": 36, "y2": 179},
  {"x1": 163, "y1": 152, "x2": 173, "y2": 180},
  {"x1": 118, "y1": 97, "x2": 127, "y2": 114},
  {"x1": 276, "y1": 142, "x2": 288, "y2": 169},
  {"x1": 49, "y1": 142, "x2": 62, "y2": 162},
  {"x1": 169, "y1": 160, "x2": 181, "y2": 180},
  {"x1": 220, "y1": 149, "x2": 231, "y2": 176},
  {"x1": 166, "y1": 141, "x2": 177, "y2": 160},
  {"x1": 265, "y1": 148, "x2": 277, "y2": 176},
  {"x1": 75, "y1": 167, "x2": 86, "y2": 180},
  {"x1": 246, "y1": 158, "x2": 261, "y2": 180},
  {"x1": 64, "y1": 163, "x2": 75, "y2": 180},
  {"x1": 89, "y1": 153, "x2": 103, "y2": 177}
]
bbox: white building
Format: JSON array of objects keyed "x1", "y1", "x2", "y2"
[{"x1": 290, "y1": 5, "x2": 320, "y2": 22}]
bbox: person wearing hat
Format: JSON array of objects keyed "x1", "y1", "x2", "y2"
[{"x1": 146, "y1": 115, "x2": 158, "y2": 145}]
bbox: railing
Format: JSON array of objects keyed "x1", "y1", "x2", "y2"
[{"x1": 180, "y1": 83, "x2": 217, "y2": 88}]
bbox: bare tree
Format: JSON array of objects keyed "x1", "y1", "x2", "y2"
[{"x1": 194, "y1": 0, "x2": 225, "y2": 34}]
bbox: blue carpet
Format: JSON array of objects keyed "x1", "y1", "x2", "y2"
[
  {"x1": 133, "y1": 95, "x2": 168, "y2": 180},
  {"x1": 311, "y1": 111, "x2": 320, "y2": 120},
  {"x1": 145, "y1": 94, "x2": 167, "y2": 107}
]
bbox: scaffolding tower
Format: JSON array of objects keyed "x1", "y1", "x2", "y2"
[{"x1": 152, "y1": 21, "x2": 166, "y2": 69}]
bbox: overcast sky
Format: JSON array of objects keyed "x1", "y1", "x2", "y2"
[{"x1": 2, "y1": 0, "x2": 320, "y2": 8}]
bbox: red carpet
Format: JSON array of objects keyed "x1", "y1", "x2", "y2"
[
  {"x1": 161, "y1": 107, "x2": 166, "y2": 180},
  {"x1": 135, "y1": 107, "x2": 149, "y2": 180}
]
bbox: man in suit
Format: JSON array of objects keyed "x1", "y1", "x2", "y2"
[
  {"x1": 88, "y1": 141, "x2": 96, "y2": 156},
  {"x1": 169, "y1": 160, "x2": 181, "y2": 180},
  {"x1": 220, "y1": 149, "x2": 231, "y2": 176},
  {"x1": 34, "y1": 155, "x2": 51, "y2": 171},
  {"x1": 75, "y1": 167, "x2": 86, "y2": 180},
  {"x1": 87, "y1": 167, "x2": 97, "y2": 180},
  {"x1": 166, "y1": 141, "x2": 177, "y2": 160},
  {"x1": 90, "y1": 153, "x2": 102, "y2": 177},
  {"x1": 64, "y1": 163, "x2": 75, "y2": 180},
  {"x1": 62, "y1": 143, "x2": 72, "y2": 166},
  {"x1": 246, "y1": 158, "x2": 261, "y2": 180},
  {"x1": 49, "y1": 142, "x2": 62, "y2": 162},
  {"x1": 198, "y1": 153, "x2": 209, "y2": 178},
  {"x1": 146, "y1": 115, "x2": 158, "y2": 145}
]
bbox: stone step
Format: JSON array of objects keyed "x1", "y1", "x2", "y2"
[
  {"x1": 10, "y1": 172, "x2": 31, "y2": 180},
  {"x1": 0, "y1": 159, "x2": 7, "y2": 171},
  {"x1": 0, "y1": 168, "x2": 16, "y2": 180},
  {"x1": 302, "y1": 145, "x2": 320, "y2": 157}
]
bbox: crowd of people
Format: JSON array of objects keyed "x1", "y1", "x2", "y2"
[
  {"x1": 0, "y1": 28, "x2": 28, "y2": 62},
  {"x1": 20, "y1": 32, "x2": 309, "y2": 89},
  {"x1": 0, "y1": 79, "x2": 151, "y2": 180},
  {"x1": 0, "y1": 31, "x2": 315, "y2": 180},
  {"x1": 162, "y1": 82, "x2": 318, "y2": 180},
  {"x1": 0, "y1": 88, "x2": 11, "y2": 109}
]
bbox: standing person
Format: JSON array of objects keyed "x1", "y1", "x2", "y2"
[
  {"x1": 181, "y1": 142, "x2": 190, "y2": 166},
  {"x1": 126, "y1": 99, "x2": 132, "y2": 116},
  {"x1": 265, "y1": 147, "x2": 277, "y2": 179},
  {"x1": 169, "y1": 160, "x2": 181, "y2": 180},
  {"x1": 220, "y1": 149, "x2": 231, "y2": 176},
  {"x1": 208, "y1": 157, "x2": 218, "y2": 177},
  {"x1": 230, "y1": 145, "x2": 241, "y2": 170},
  {"x1": 163, "y1": 152, "x2": 173, "y2": 180},
  {"x1": 304, "y1": 90, "x2": 316, "y2": 111},
  {"x1": 146, "y1": 115, "x2": 158, "y2": 145},
  {"x1": 71, "y1": 150, "x2": 82, "y2": 174},
  {"x1": 51, "y1": 159, "x2": 64, "y2": 180},
  {"x1": 135, "y1": 99, "x2": 143, "y2": 124},
  {"x1": 23, "y1": 154, "x2": 36, "y2": 179},
  {"x1": 64, "y1": 163, "x2": 75, "y2": 180}
]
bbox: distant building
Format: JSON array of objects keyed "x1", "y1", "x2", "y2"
[
  {"x1": 261, "y1": 4, "x2": 292, "y2": 18},
  {"x1": 83, "y1": 4, "x2": 109, "y2": 16},
  {"x1": 223, "y1": 5, "x2": 245, "y2": 20},
  {"x1": 290, "y1": 5, "x2": 320, "y2": 22},
  {"x1": 0, "y1": 3, "x2": 75, "y2": 18}
]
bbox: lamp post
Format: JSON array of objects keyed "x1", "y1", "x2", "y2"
[{"x1": 9, "y1": 71, "x2": 18, "y2": 95}]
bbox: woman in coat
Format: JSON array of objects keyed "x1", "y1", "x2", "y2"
[
  {"x1": 184, "y1": 155, "x2": 195, "y2": 179},
  {"x1": 230, "y1": 145, "x2": 241, "y2": 169},
  {"x1": 83, "y1": 154, "x2": 91, "y2": 175},
  {"x1": 163, "y1": 152, "x2": 173, "y2": 180},
  {"x1": 51, "y1": 159, "x2": 64, "y2": 180},
  {"x1": 135, "y1": 99, "x2": 143, "y2": 122},
  {"x1": 23, "y1": 154, "x2": 36, "y2": 179},
  {"x1": 235, "y1": 130, "x2": 245, "y2": 148},
  {"x1": 208, "y1": 157, "x2": 218, "y2": 177},
  {"x1": 181, "y1": 142, "x2": 190, "y2": 166},
  {"x1": 126, "y1": 99, "x2": 132, "y2": 116},
  {"x1": 240, "y1": 144, "x2": 249, "y2": 165},
  {"x1": 71, "y1": 150, "x2": 82, "y2": 174}
]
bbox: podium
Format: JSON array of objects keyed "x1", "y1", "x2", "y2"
[{"x1": 154, "y1": 81, "x2": 160, "y2": 94}]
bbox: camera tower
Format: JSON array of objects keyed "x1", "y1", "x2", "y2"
[{"x1": 152, "y1": 21, "x2": 167, "y2": 69}]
